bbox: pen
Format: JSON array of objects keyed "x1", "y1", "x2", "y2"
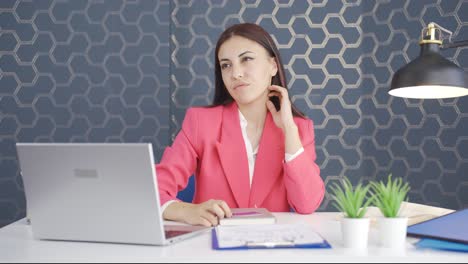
[
  {"x1": 232, "y1": 211, "x2": 262, "y2": 216},
  {"x1": 246, "y1": 241, "x2": 295, "y2": 248}
]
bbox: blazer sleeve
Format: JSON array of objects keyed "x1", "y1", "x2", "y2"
[
  {"x1": 156, "y1": 108, "x2": 199, "y2": 206},
  {"x1": 283, "y1": 119, "x2": 325, "y2": 214}
]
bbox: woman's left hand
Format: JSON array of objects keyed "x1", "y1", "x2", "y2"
[{"x1": 266, "y1": 85, "x2": 297, "y2": 133}]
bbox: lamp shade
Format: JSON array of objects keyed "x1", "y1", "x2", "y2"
[{"x1": 389, "y1": 43, "x2": 468, "y2": 99}]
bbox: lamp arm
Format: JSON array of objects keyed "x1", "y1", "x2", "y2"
[{"x1": 441, "y1": 40, "x2": 468, "y2": 50}]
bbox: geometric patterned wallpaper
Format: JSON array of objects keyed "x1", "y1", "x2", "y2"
[
  {"x1": 1, "y1": 0, "x2": 467, "y2": 227},
  {"x1": 0, "y1": 0, "x2": 170, "y2": 227}
]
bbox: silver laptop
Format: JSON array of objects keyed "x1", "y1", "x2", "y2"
[{"x1": 16, "y1": 143, "x2": 209, "y2": 246}]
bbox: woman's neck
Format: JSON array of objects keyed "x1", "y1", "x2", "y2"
[{"x1": 237, "y1": 98, "x2": 268, "y2": 129}]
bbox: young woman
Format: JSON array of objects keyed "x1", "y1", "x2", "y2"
[{"x1": 156, "y1": 23, "x2": 324, "y2": 227}]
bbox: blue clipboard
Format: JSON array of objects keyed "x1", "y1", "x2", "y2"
[
  {"x1": 211, "y1": 228, "x2": 331, "y2": 250},
  {"x1": 415, "y1": 238, "x2": 468, "y2": 253}
]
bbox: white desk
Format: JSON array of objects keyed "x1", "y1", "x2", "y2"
[{"x1": 0, "y1": 213, "x2": 466, "y2": 263}]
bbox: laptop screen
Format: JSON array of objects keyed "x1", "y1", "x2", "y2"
[{"x1": 17, "y1": 143, "x2": 167, "y2": 245}]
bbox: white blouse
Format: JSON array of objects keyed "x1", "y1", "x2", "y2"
[{"x1": 238, "y1": 110, "x2": 304, "y2": 187}]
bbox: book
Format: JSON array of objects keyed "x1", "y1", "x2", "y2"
[
  {"x1": 362, "y1": 202, "x2": 455, "y2": 228},
  {"x1": 212, "y1": 223, "x2": 331, "y2": 250},
  {"x1": 407, "y1": 208, "x2": 468, "y2": 244},
  {"x1": 219, "y1": 208, "x2": 276, "y2": 226}
]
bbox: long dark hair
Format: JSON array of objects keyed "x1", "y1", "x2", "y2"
[{"x1": 212, "y1": 23, "x2": 305, "y2": 118}]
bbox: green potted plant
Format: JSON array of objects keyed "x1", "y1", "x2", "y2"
[
  {"x1": 370, "y1": 174, "x2": 411, "y2": 248},
  {"x1": 330, "y1": 177, "x2": 373, "y2": 249}
]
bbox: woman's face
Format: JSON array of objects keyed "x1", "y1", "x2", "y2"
[{"x1": 218, "y1": 35, "x2": 278, "y2": 107}]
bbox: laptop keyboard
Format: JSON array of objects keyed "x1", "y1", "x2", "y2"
[{"x1": 165, "y1": 229, "x2": 192, "y2": 239}]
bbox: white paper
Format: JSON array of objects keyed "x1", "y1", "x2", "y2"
[{"x1": 215, "y1": 223, "x2": 325, "y2": 248}]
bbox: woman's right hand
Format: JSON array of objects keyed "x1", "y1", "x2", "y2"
[{"x1": 163, "y1": 199, "x2": 233, "y2": 227}]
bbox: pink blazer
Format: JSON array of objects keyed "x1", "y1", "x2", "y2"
[{"x1": 156, "y1": 103, "x2": 324, "y2": 214}]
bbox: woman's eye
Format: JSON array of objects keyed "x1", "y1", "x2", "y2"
[
  {"x1": 220, "y1": 64, "x2": 230, "y2": 70},
  {"x1": 242, "y1": 57, "x2": 254, "y2": 62}
]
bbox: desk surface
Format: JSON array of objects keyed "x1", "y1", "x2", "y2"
[{"x1": 0, "y1": 212, "x2": 466, "y2": 263}]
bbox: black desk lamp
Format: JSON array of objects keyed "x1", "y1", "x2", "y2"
[{"x1": 389, "y1": 22, "x2": 468, "y2": 99}]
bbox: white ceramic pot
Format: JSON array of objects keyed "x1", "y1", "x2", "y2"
[
  {"x1": 341, "y1": 217, "x2": 370, "y2": 249},
  {"x1": 377, "y1": 217, "x2": 408, "y2": 248}
]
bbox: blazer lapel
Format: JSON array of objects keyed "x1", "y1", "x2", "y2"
[
  {"x1": 215, "y1": 103, "x2": 250, "y2": 208},
  {"x1": 249, "y1": 113, "x2": 284, "y2": 207}
]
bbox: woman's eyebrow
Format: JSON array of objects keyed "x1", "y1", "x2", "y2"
[
  {"x1": 220, "y1": 51, "x2": 255, "y2": 62},
  {"x1": 238, "y1": 51, "x2": 254, "y2": 57}
]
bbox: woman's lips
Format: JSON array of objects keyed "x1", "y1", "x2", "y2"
[{"x1": 234, "y1": 83, "x2": 249, "y2": 90}]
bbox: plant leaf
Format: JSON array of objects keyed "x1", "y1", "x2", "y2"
[{"x1": 369, "y1": 174, "x2": 411, "y2": 217}]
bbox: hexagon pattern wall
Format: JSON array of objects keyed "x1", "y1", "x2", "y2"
[
  {"x1": 0, "y1": 0, "x2": 171, "y2": 227},
  {"x1": 1, "y1": 0, "x2": 468, "y2": 227}
]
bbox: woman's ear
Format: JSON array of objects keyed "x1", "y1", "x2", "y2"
[{"x1": 270, "y1": 57, "x2": 278, "y2": 77}]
